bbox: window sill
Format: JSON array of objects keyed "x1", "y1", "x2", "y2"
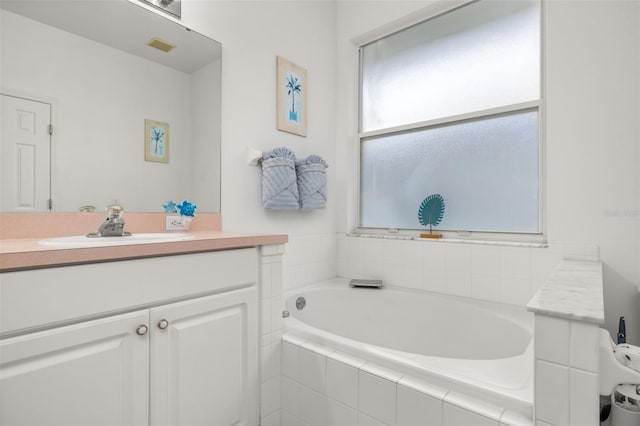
[{"x1": 346, "y1": 232, "x2": 548, "y2": 249}]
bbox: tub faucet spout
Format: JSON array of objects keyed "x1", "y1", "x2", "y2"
[{"x1": 87, "y1": 205, "x2": 132, "y2": 238}]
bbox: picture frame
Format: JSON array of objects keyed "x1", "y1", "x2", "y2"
[
  {"x1": 144, "y1": 119, "x2": 170, "y2": 163},
  {"x1": 276, "y1": 56, "x2": 307, "y2": 137}
]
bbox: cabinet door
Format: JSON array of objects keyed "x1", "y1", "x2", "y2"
[
  {"x1": 0, "y1": 311, "x2": 149, "y2": 426},
  {"x1": 150, "y1": 286, "x2": 258, "y2": 426}
]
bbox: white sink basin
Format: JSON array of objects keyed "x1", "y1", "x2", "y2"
[{"x1": 40, "y1": 233, "x2": 193, "y2": 248}]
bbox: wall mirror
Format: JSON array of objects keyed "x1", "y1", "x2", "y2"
[{"x1": 0, "y1": 0, "x2": 221, "y2": 213}]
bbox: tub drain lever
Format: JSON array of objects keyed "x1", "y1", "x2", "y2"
[{"x1": 349, "y1": 279, "x2": 383, "y2": 289}]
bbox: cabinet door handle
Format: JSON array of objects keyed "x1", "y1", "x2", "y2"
[
  {"x1": 157, "y1": 319, "x2": 169, "y2": 330},
  {"x1": 136, "y1": 325, "x2": 149, "y2": 336}
]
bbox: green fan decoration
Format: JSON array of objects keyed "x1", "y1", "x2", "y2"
[{"x1": 418, "y1": 194, "x2": 445, "y2": 237}]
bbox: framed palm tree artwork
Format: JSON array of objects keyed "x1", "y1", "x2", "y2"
[
  {"x1": 277, "y1": 56, "x2": 307, "y2": 137},
  {"x1": 144, "y1": 119, "x2": 170, "y2": 163}
]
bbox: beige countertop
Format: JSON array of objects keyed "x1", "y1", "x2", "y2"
[{"x1": 0, "y1": 231, "x2": 288, "y2": 272}]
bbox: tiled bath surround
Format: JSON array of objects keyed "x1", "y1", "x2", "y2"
[
  {"x1": 280, "y1": 335, "x2": 532, "y2": 426},
  {"x1": 336, "y1": 234, "x2": 599, "y2": 307},
  {"x1": 285, "y1": 234, "x2": 338, "y2": 291},
  {"x1": 527, "y1": 261, "x2": 604, "y2": 426},
  {"x1": 260, "y1": 245, "x2": 286, "y2": 426}
]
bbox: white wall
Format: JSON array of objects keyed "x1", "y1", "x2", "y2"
[
  {"x1": 1, "y1": 11, "x2": 196, "y2": 212},
  {"x1": 545, "y1": 0, "x2": 640, "y2": 344},
  {"x1": 181, "y1": 0, "x2": 338, "y2": 288},
  {"x1": 335, "y1": 0, "x2": 640, "y2": 344}
]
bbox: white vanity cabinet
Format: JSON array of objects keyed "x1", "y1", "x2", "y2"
[
  {"x1": 0, "y1": 248, "x2": 259, "y2": 426},
  {"x1": 150, "y1": 286, "x2": 257, "y2": 426},
  {"x1": 1, "y1": 310, "x2": 150, "y2": 425}
]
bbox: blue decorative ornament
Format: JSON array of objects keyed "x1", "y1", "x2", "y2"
[
  {"x1": 163, "y1": 201, "x2": 178, "y2": 213},
  {"x1": 177, "y1": 200, "x2": 197, "y2": 217},
  {"x1": 418, "y1": 194, "x2": 445, "y2": 233}
]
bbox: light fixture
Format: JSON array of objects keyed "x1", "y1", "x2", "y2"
[{"x1": 146, "y1": 37, "x2": 175, "y2": 53}]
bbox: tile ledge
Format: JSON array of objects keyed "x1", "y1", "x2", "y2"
[
  {"x1": 346, "y1": 233, "x2": 548, "y2": 248},
  {"x1": 526, "y1": 260, "x2": 604, "y2": 324}
]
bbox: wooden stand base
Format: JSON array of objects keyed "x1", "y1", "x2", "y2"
[{"x1": 420, "y1": 233, "x2": 443, "y2": 239}]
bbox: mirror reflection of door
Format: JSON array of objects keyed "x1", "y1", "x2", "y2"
[{"x1": 1, "y1": 94, "x2": 51, "y2": 211}]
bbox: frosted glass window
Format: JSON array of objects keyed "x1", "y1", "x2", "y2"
[
  {"x1": 360, "y1": 110, "x2": 539, "y2": 233},
  {"x1": 361, "y1": 0, "x2": 540, "y2": 132}
]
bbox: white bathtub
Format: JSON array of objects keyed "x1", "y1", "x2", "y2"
[{"x1": 283, "y1": 278, "x2": 534, "y2": 416}]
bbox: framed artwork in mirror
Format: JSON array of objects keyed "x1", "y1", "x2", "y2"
[
  {"x1": 277, "y1": 56, "x2": 307, "y2": 137},
  {"x1": 144, "y1": 119, "x2": 170, "y2": 163}
]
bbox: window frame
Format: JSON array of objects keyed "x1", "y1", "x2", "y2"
[{"x1": 353, "y1": 0, "x2": 546, "y2": 243}]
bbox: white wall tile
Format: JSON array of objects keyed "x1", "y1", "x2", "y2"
[
  {"x1": 272, "y1": 262, "x2": 283, "y2": 296},
  {"x1": 397, "y1": 383, "x2": 443, "y2": 426},
  {"x1": 263, "y1": 299, "x2": 273, "y2": 334},
  {"x1": 530, "y1": 247, "x2": 563, "y2": 281},
  {"x1": 499, "y1": 247, "x2": 531, "y2": 278},
  {"x1": 348, "y1": 237, "x2": 366, "y2": 262},
  {"x1": 298, "y1": 386, "x2": 326, "y2": 426},
  {"x1": 286, "y1": 264, "x2": 307, "y2": 290},
  {"x1": 318, "y1": 234, "x2": 337, "y2": 262},
  {"x1": 365, "y1": 261, "x2": 386, "y2": 281},
  {"x1": 383, "y1": 263, "x2": 403, "y2": 287},
  {"x1": 261, "y1": 409, "x2": 281, "y2": 426},
  {"x1": 338, "y1": 260, "x2": 349, "y2": 278},
  {"x1": 563, "y1": 245, "x2": 584, "y2": 260},
  {"x1": 262, "y1": 341, "x2": 281, "y2": 381},
  {"x1": 262, "y1": 262, "x2": 273, "y2": 299},
  {"x1": 401, "y1": 265, "x2": 423, "y2": 289},
  {"x1": 424, "y1": 267, "x2": 447, "y2": 294},
  {"x1": 446, "y1": 244, "x2": 471, "y2": 275},
  {"x1": 337, "y1": 234, "x2": 349, "y2": 261},
  {"x1": 472, "y1": 245, "x2": 500, "y2": 276},
  {"x1": 499, "y1": 276, "x2": 532, "y2": 306},
  {"x1": 349, "y1": 260, "x2": 366, "y2": 279},
  {"x1": 359, "y1": 370, "x2": 397, "y2": 426},
  {"x1": 569, "y1": 321, "x2": 599, "y2": 372},
  {"x1": 326, "y1": 398, "x2": 358, "y2": 426},
  {"x1": 281, "y1": 409, "x2": 302, "y2": 426},
  {"x1": 535, "y1": 315, "x2": 570, "y2": 365},
  {"x1": 383, "y1": 239, "x2": 403, "y2": 265},
  {"x1": 423, "y1": 243, "x2": 447, "y2": 270},
  {"x1": 446, "y1": 270, "x2": 472, "y2": 298},
  {"x1": 569, "y1": 369, "x2": 599, "y2": 426},
  {"x1": 299, "y1": 347, "x2": 327, "y2": 394},
  {"x1": 472, "y1": 274, "x2": 500, "y2": 302},
  {"x1": 261, "y1": 376, "x2": 281, "y2": 417},
  {"x1": 327, "y1": 358, "x2": 359, "y2": 409},
  {"x1": 272, "y1": 296, "x2": 284, "y2": 331},
  {"x1": 535, "y1": 360, "x2": 569, "y2": 426},
  {"x1": 365, "y1": 238, "x2": 385, "y2": 264},
  {"x1": 402, "y1": 241, "x2": 423, "y2": 266},
  {"x1": 282, "y1": 341, "x2": 299, "y2": 380},
  {"x1": 281, "y1": 376, "x2": 299, "y2": 416},
  {"x1": 443, "y1": 403, "x2": 498, "y2": 426}
]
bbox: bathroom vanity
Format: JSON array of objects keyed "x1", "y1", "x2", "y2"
[{"x1": 0, "y1": 230, "x2": 287, "y2": 426}]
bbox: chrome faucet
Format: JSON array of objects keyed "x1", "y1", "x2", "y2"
[{"x1": 87, "y1": 205, "x2": 132, "y2": 238}]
